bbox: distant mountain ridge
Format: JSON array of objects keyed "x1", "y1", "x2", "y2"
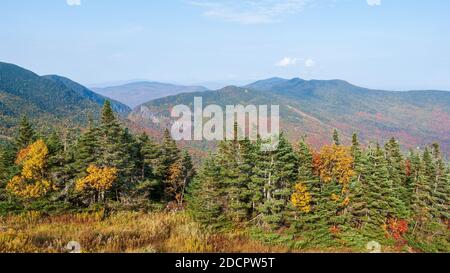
[
  {"x1": 93, "y1": 81, "x2": 208, "y2": 108},
  {"x1": 0, "y1": 62, "x2": 130, "y2": 137},
  {"x1": 131, "y1": 78, "x2": 450, "y2": 157},
  {"x1": 43, "y1": 75, "x2": 131, "y2": 115},
  {"x1": 1, "y1": 61, "x2": 449, "y2": 157}
]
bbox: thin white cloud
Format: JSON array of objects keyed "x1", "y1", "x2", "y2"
[
  {"x1": 366, "y1": 0, "x2": 381, "y2": 6},
  {"x1": 189, "y1": 0, "x2": 310, "y2": 24},
  {"x1": 276, "y1": 57, "x2": 298, "y2": 67},
  {"x1": 66, "y1": 0, "x2": 81, "y2": 6},
  {"x1": 305, "y1": 58, "x2": 315, "y2": 67}
]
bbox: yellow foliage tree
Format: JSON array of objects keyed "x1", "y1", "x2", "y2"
[
  {"x1": 314, "y1": 145, "x2": 355, "y2": 185},
  {"x1": 291, "y1": 183, "x2": 312, "y2": 213},
  {"x1": 75, "y1": 165, "x2": 118, "y2": 202},
  {"x1": 167, "y1": 160, "x2": 185, "y2": 205},
  {"x1": 7, "y1": 140, "x2": 54, "y2": 199}
]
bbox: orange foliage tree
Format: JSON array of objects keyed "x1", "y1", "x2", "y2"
[
  {"x1": 75, "y1": 165, "x2": 118, "y2": 203},
  {"x1": 313, "y1": 145, "x2": 355, "y2": 185},
  {"x1": 7, "y1": 140, "x2": 54, "y2": 199}
]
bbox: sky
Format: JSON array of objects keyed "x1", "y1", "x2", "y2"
[{"x1": 1, "y1": 0, "x2": 450, "y2": 90}]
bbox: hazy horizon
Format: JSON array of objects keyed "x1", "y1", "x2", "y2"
[{"x1": 1, "y1": 0, "x2": 450, "y2": 91}]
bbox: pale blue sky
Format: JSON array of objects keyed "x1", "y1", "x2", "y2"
[{"x1": 1, "y1": 0, "x2": 449, "y2": 90}]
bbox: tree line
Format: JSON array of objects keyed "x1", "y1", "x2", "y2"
[
  {"x1": 0, "y1": 102, "x2": 448, "y2": 251},
  {"x1": 187, "y1": 129, "x2": 449, "y2": 250},
  {"x1": 0, "y1": 101, "x2": 194, "y2": 212}
]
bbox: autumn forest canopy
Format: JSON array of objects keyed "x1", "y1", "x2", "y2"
[{"x1": 0, "y1": 101, "x2": 448, "y2": 253}]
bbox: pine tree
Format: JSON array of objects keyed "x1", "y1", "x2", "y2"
[
  {"x1": 425, "y1": 143, "x2": 449, "y2": 222},
  {"x1": 249, "y1": 137, "x2": 270, "y2": 218},
  {"x1": 432, "y1": 158, "x2": 449, "y2": 221},
  {"x1": 333, "y1": 129, "x2": 341, "y2": 146},
  {"x1": 101, "y1": 100, "x2": 116, "y2": 124},
  {"x1": 348, "y1": 150, "x2": 369, "y2": 229},
  {"x1": 187, "y1": 156, "x2": 227, "y2": 229},
  {"x1": 221, "y1": 136, "x2": 255, "y2": 222},
  {"x1": 15, "y1": 116, "x2": 36, "y2": 149},
  {"x1": 351, "y1": 133, "x2": 362, "y2": 163},
  {"x1": 290, "y1": 139, "x2": 321, "y2": 232},
  {"x1": 384, "y1": 137, "x2": 409, "y2": 218},
  {"x1": 363, "y1": 144, "x2": 396, "y2": 237},
  {"x1": 180, "y1": 151, "x2": 194, "y2": 191},
  {"x1": 136, "y1": 133, "x2": 162, "y2": 200},
  {"x1": 410, "y1": 148, "x2": 435, "y2": 234},
  {"x1": 73, "y1": 118, "x2": 100, "y2": 177},
  {"x1": 158, "y1": 129, "x2": 181, "y2": 201},
  {"x1": 259, "y1": 134, "x2": 298, "y2": 228},
  {"x1": 0, "y1": 143, "x2": 17, "y2": 188},
  {"x1": 96, "y1": 101, "x2": 134, "y2": 200},
  {"x1": 45, "y1": 131, "x2": 66, "y2": 190}
]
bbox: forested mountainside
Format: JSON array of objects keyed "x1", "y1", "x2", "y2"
[
  {"x1": 131, "y1": 78, "x2": 450, "y2": 157},
  {"x1": 0, "y1": 62, "x2": 129, "y2": 137},
  {"x1": 43, "y1": 75, "x2": 131, "y2": 115}
]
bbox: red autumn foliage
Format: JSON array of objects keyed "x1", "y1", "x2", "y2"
[
  {"x1": 312, "y1": 152, "x2": 322, "y2": 176},
  {"x1": 329, "y1": 225, "x2": 341, "y2": 235},
  {"x1": 386, "y1": 218, "x2": 409, "y2": 245}
]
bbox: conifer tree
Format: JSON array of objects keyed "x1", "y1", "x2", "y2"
[
  {"x1": 187, "y1": 156, "x2": 226, "y2": 229},
  {"x1": 363, "y1": 144, "x2": 396, "y2": 236},
  {"x1": 348, "y1": 150, "x2": 369, "y2": 229},
  {"x1": 410, "y1": 148, "x2": 434, "y2": 234},
  {"x1": 333, "y1": 129, "x2": 341, "y2": 146},
  {"x1": 158, "y1": 129, "x2": 180, "y2": 179},
  {"x1": 425, "y1": 143, "x2": 449, "y2": 221},
  {"x1": 130, "y1": 133, "x2": 161, "y2": 201},
  {"x1": 0, "y1": 142, "x2": 16, "y2": 183},
  {"x1": 351, "y1": 133, "x2": 362, "y2": 164},
  {"x1": 384, "y1": 137, "x2": 409, "y2": 218},
  {"x1": 235, "y1": 138, "x2": 256, "y2": 221},
  {"x1": 432, "y1": 158, "x2": 449, "y2": 221},
  {"x1": 73, "y1": 118, "x2": 100, "y2": 176},
  {"x1": 96, "y1": 101, "x2": 134, "y2": 200},
  {"x1": 45, "y1": 131, "x2": 66, "y2": 189},
  {"x1": 259, "y1": 134, "x2": 298, "y2": 228},
  {"x1": 290, "y1": 139, "x2": 322, "y2": 232},
  {"x1": 101, "y1": 100, "x2": 116, "y2": 124},
  {"x1": 217, "y1": 134, "x2": 256, "y2": 222},
  {"x1": 15, "y1": 116, "x2": 36, "y2": 149},
  {"x1": 158, "y1": 129, "x2": 181, "y2": 200},
  {"x1": 249, "y1": 137, "x2": 270, "y2": 217}
]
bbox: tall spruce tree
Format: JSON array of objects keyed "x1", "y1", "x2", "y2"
[
  {"x1": 159, "y1": 129, "x2": 181, "y2": 200},
  {"x1": 363, "y1": 144, "x2": 395, "y2": 237},
  {"x1": 15, "y1": 116, "x2": 36, "y2": 149},
  {"x1": 291, "y1": 139, "x2": 322, "y2": 233},
  {"x1": 333, "y1": 129, "x2": 341, "y2": 146},
  {"x1": 348, "y1": 133, "x2": 368, "y2": 229},
  {"x1": 259, "y1": 134, "x2": 298, "y2": 228},
  {"x1": 187, "y1": 156, "x2": 227, "y2": 229},
  {"x1": 97, "y1": 101, "x2": 133, "y2": 200},
  {"x1": 384, "y1": 137, "x2": 409, "y2": 218},
  {"x1": 73, "y1": 117, "x2": 100, "y2": 177}
]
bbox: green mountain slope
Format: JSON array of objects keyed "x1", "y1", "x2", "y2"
[
  {"x1": 0, "y1": 62, "x2": 127, "y2": 137},
  {"x1": 43, "y1": 75, "x2": 131, "y2": 115},
  {"x1": 131, "y1": 79, "x2": 450, "y2": 157}
]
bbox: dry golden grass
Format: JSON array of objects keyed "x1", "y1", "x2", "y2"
[
  {"x1": 0, "y1": 211, "x2": 295, "y2": 253},
  {"x1": 1, "y1": 211, "x2": 405, "y2": 253}
]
